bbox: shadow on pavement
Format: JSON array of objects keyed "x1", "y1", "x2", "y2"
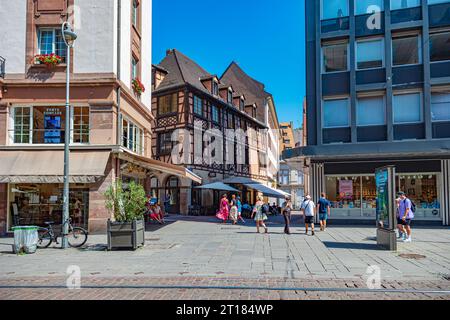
[{"x1": 322, "y1": 241, "x2": 381, "y2": 250}]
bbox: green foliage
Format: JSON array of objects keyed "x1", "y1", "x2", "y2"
[{"x1": 104, "y1": 180, "x2": 147, "y2": 222}]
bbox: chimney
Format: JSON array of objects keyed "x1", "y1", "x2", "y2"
[{"x1": 166, "y1": 49, "x2": 174, "y2": 56}]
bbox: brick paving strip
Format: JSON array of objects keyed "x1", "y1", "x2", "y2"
[{"x1": 0, "y1": 276, "x2": 449, "y2": 300}]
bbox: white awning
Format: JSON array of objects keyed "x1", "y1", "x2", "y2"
[{"x1": 243, "y1": 183, "x2": 288, "y2": 199}]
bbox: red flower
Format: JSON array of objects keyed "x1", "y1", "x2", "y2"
[
  {"x1": 34, "y1": 53, "x2": 62, "y2": 67},
  {"x1": 132, "y1": 78, "x2": 146, "y2": 94}
]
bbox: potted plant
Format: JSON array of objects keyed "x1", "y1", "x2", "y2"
[
  {"x1": 132, "y1": 78, "x2": 146, "y2": 95},
  {"x1": 34, "y1": 53, "x2": 63, "y2": 67},
  {"x1": 104, "y1": 180, "x2": 147, "y2": 250}
]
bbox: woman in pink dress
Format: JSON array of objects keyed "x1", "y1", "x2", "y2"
[{"x1": 216, "y1": 194, "x2": 229, "y2": 223}]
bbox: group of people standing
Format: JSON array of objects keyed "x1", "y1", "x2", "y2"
[{"x1": 216, "y1": 194, "x2": 246, "y2": 225}]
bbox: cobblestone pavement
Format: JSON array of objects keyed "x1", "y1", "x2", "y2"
[{"x1": 0, "y1": 214, "x2": 449, "y2": 300}]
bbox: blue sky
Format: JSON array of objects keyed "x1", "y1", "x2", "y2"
[{"x1": 152, "y1": 0, "x2": 306, "y2": 128}]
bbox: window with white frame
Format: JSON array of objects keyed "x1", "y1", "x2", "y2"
[
  {"x1": 193, "y1": 95, "x2": 203, "y2": 116},
  {"x1": 321, "y1": 0, "x2": 349, "y2": 20},
  {"x1": 355, "y1": 0, "x2": 384, "y2": 15},
  {"x1": 212, "y1": 81, "x2": 219, "y2": 96},
  {"x1": 122, "y1": 118, "x2": 144, "y2": 155},
  {"x1": 430, "y1": 31, "x2": 450, "y2": 62},
  {"x1": 390, "y1": 0, "x2": 421, "y2": 10},
  {"x1": 322, "y1": 42, "x2": 348, "y2": 73},
  {"x1": 10, "y1": 106, "x2": 89, "y2": 144},
  {"x1": 392, "y1": 35, "x2": 421, "y2": 66},
  {"x1": 132, "y1": 0, "x2": 139, "y2": 28},
  {"x1": 431, "y1": 92, "x2": 450, "y2": 121},
  {"x1": 393, "y1": 92, "x2": 423, "y2": 124},
  {"x1": 132, "y1": 57, "x2": 138, "y2": 79},
  {"x1": 356, "y1": 38, "x2": 384, "y2": 69},
  {"x1": 357, "y1": 96, "x2": 386, "y2": 126},
  {"x1": 227, "y1": 89, "x2": 233, "y2": 104},
  {"x1": 323, "y1": 98, "x2": 350, "y2": 128},
  {"x1": 38, "y1": 28, "x2": 66, "y2": 62}
]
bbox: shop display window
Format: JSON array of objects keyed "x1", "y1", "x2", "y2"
[{"x1": 8, "y1": 184, "x2": 89, "y2": 230}]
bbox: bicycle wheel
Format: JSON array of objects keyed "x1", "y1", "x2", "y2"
[
  {"x1": 67, "y1": 227, "x2": 88, "y2": 248},
  {"x1": 37, "y1": 228, "x2": 53, "y2": 249}
]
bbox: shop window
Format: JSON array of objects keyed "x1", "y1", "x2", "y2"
[
  {"x1": 9, "y1": 184, "x2": 89, "y2": 229},
  {"x1": 323, "y1": 98, "x2": 350, "y2": 128},
  {"x1": 326, "y1": 176, "x2": 362, "y2": 218},
  {"x1": 193, "y1": 95, "x2": 203, "y2": 116},
  {"x1": 392, "y1": 35, "x2": 421, "y2": 66},
  {"x1": 321, "y1": 0, "x2": 349, "y2": 20},
  {"x1": 393, "y1": 92, "x2": 422, "y2": 124},
  {"x1": 397, "y1": 174, "x2": 441, "y2": 220},
  {"x1": 322, "y1": 43, "x2": 349, "y2": 73},
  {"x1": 37, "y1": 28, "x2": 66, "y2": 63},
  {"x1": 431, "y1": 92, "x2": 450, "y2": 121},
  {"x1": 158, "y1": 131, "x2": 173, "y2": 155},
  {"x1": 149, "y1": 176, "x2": 160, "y2": 199},
  {"x1": 430, "y1": 31, "x2": 450, "y2": 62},
  {"x1": 390, "y1": 0, "x2": 420, "y2": 10},
  {"x1": 355, "y1": 0, "x2": 384, "y2": 15},
  {"x1": 356, "y1": 39, "x2": 384, "y2": 70},
  {"x1": 357, "y1": 96, "x2": 386, "y2": 126},
  {"x1": 158, "y1": 93, "x2": 178, "y2": 115},
  {"x1": 122, "y1": 118, "x2": 144, "y2": 155}
]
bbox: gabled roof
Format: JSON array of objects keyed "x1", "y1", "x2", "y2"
[
  {"x1": 220, "y1": 62, "x2": 273, "y2": 122},
  {"x1": 155, "y1": 49, "x2": 213, "y2": 94}
]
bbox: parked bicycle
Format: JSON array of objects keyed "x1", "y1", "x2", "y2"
[{"x1": 37, "y1": 218, "x2": 88, "y2": 248}]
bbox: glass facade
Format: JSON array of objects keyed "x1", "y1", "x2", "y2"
[{"x1": 325, "y1": 173, "x2": 441, "y2": 220}]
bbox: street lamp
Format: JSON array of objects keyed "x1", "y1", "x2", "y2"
[{"x1": 61, "y1": 22, "x2": 77, "y2": 249}]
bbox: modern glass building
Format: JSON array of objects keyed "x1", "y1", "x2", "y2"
[{"x1": 285, "y1": 0, "x2": 450, "y2": 224}]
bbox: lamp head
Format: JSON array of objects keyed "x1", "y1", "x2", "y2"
[{"x1": 62, "y1": 22, "x2": 77, "y2": 47}]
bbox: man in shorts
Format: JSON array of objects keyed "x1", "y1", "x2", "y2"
[
  {"x1": 301, "y1": 195, "x2": 316, "y2": 236},
  {"x1": 317, "y1": 192, "x2": 331, "y2": 231},
  {"x1": 397, "y1": 191, "x2": 414, "y2": 243}
]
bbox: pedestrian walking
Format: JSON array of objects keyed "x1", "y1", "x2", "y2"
[
  {"x1": 281, "y1": 196, "x2": 293, "y2": 234},
  {"x1": 251, "y1": 193, "x2": 269, "y2": 233},
  {"x1": 317, "y1": 192, "x2": 331, "y2": 231},
  {"x1": 397, "y1": 191, "x2": 415, "y2": 242},
  {"x1": 216, "y1": 194, "x2": 230, "y2": 224},
  {"x1": 301, "y1": 195, "x2": 316, "y2": 236},
  {"x1": 236, "y1": 196, "x2": 246, "y2": 223},
  {"x1": 229, "y1": 194, "x2": 238, "y2": 225}
]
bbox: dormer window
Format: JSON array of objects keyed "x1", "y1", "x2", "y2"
[
  {"x1": 228, "y1": 89, "x2": 233, "y2": 104},
  {"x1": 212, "y1": 81, "x2": 219, "y2": 96},
  {"x1": 240, "y1": 98, "x2": 245, "y2": 111}
]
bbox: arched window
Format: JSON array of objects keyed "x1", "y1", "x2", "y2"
[{"x1": 149, "y1": 176, "x2": 159, "y2": 199}]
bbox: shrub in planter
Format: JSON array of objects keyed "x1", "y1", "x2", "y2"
[{"x1": 104, "y1": 181, "x2": 147, "y2": 250}]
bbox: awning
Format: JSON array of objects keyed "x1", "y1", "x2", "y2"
[
  {"x1": 243, "y1": 183, "x2": 289, "y2": 199},
  {"x1": 195, "y1": 182, "x2": 240, "y2": 192},
  {"x1": 115, "y1": 149, "x2": 202, "y2": 184},
  {"x1": 223, "y1": 177, "x2": 260, "y2": 184},
  {"x1": 0, "y1": 150, "x2": 111, "y2": 184}
]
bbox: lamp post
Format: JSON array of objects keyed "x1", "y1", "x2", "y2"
[{"x1": 61, "y1": 22, "x2": 77, "y2": 249}]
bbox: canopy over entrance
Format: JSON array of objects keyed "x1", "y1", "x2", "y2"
[{"x1": 195, "y1": 182, "x2": 240, "y2": 192}]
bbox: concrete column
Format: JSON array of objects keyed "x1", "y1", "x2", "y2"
[
  {"x1": 385, "y1": 0, "x2": 394, "y2": 142},
  {"x1": 422, "y1": 0, "x2": 432, "y2": 139},
  {"x1": 350, "y1": 0, "x2": 357, "y2": 143}
]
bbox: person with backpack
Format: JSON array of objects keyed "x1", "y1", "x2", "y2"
[
  {"x1": 301, "y1": 195, "x2": 316, "y2": 236},
  {"x1": 251, "y1": 193, "x2": 269, "y2": 233},
  {"x1": 397, "y1": 191, "x2": 415, "y2": 242}
]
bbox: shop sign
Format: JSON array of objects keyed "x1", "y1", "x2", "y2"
[{"x1": 339, "y1": 180, "x2": 353, "y2": 198}]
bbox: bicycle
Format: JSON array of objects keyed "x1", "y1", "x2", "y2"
[{"x1": 37, "y1": 218, "x2": 88, "y2": 248}]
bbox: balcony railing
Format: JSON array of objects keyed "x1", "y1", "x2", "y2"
[{"x1": 0, "y1": 56, "x2": 5, "y2": 79}]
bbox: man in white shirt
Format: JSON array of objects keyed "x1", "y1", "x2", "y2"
[{"x1": 301, "y1": 195, "x2": 316, "y2": 236}]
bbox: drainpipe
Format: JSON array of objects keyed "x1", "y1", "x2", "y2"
[{"x1": 116, "y1": 0, "x2": 122, "y2": 178}]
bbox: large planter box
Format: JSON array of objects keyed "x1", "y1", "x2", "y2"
[{"x1": 107, "y1": 219, "x2": 145, "y2": 251}]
